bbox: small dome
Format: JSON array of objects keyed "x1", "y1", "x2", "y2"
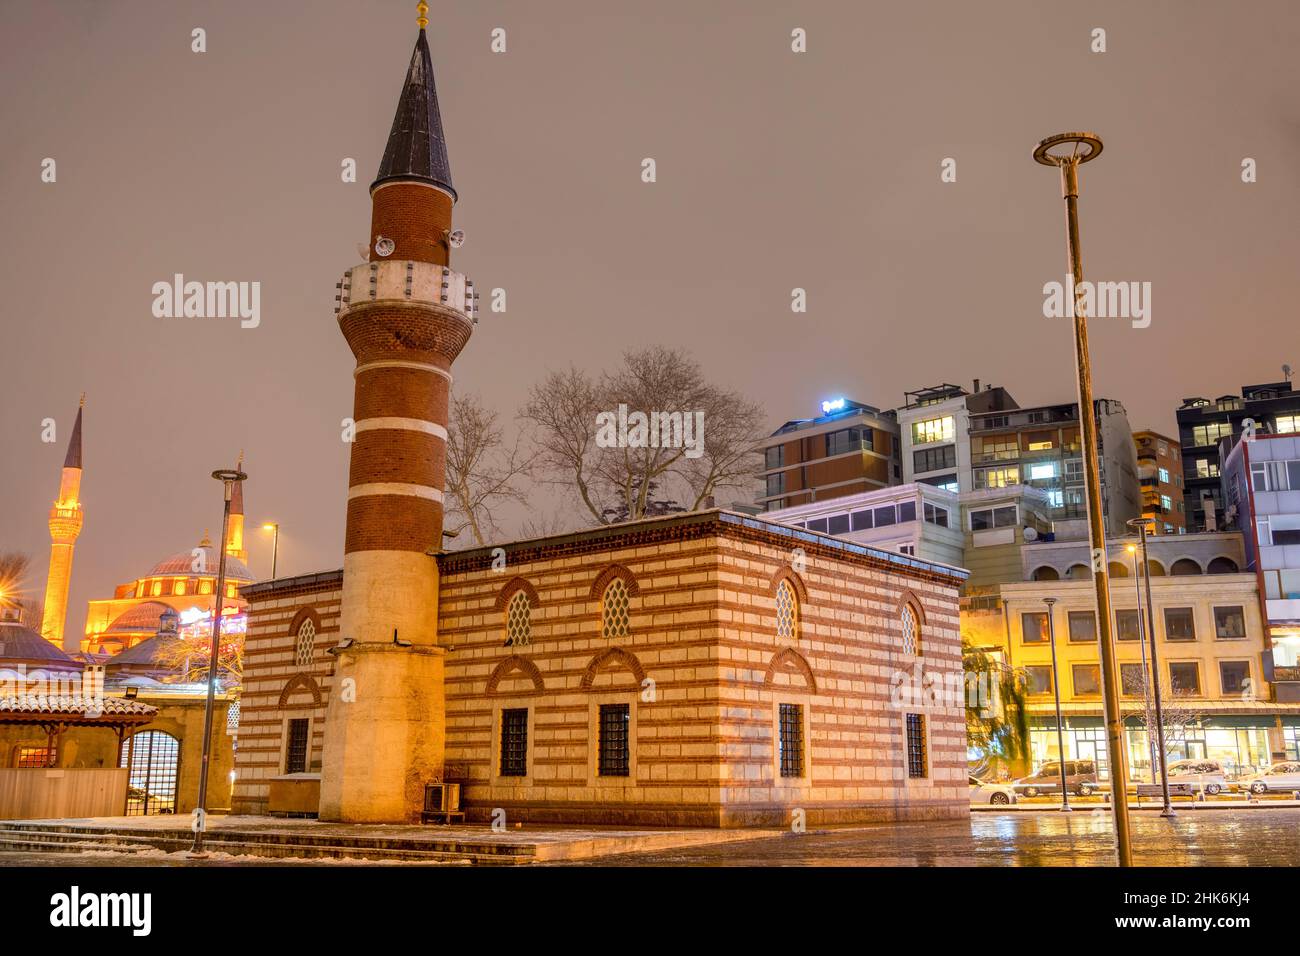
[
  {"x1": 147, "y1": 546, "x2": 253, "y2": 582},
  {"x1": 107, "y1": 601, "x2": 173, "y2": 634},
  {"x1": 0, "y1": 621, "x2": 79, "y2": 667},
  {"x1": 107, "y1": 633, "x2": 184, "y2": 669}
]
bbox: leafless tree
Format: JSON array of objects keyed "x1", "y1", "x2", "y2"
[
  {"x1": 1121, "y1": 669, "x2": 1208, "y2": 777},
  {"x1": 444, "y1": 391, "x2": 533, "y2": 547},
  {"x1": 521, "y1": 346, "x2": 767, "y2": 524}
]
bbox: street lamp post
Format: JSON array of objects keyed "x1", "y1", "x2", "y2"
[
  {"x1": 1127, "y1": 543, "x2": 1159, "y2": 782},
  {"x1": 1043, "y1": 597, "x2": 1071, "y2": 811},
  {"x1": 1033, "y1": 131, "x2": 1132, "y2": 865},
  {"x1": 262, "y1": 522, "x2": 280, "y2": 579},
  {"x1": 189, "y1": 464, "x2": 247, "y2": 858},
  {"x1": 1129, "y1": 516, "x2": 1175, "y2": 817}
]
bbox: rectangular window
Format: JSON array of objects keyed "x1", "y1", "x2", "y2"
[
  {"x1": 911, "y1": 416, "x2": 954, "y2": 445},
  {"x1": 1276, "y1": 415, "x2": 1300, "y2": 434},
  {"x1": 1115, "y1": 609, "x2": 1142, "y2": 642},
  {"x1": 598, "y1": 703, "x2": 631, "y2": 777},
  {"x1": 16, "y1": 746, "x2": 54, "y2": 768},
  {"x1": 1072, "y1": 664, "x2": 1101, "y2": 696},
  {"x1": 778, "y1": 703, "x2": 804, "y2": 778},
  {"x1": 806, "y1": 517, "x2": 828, "y2": 533},
  {"x1": 285, "y1": 718, "x2": 309, "y2": 774},
  {"x1": 827, "y1": 513, "x2": 850, "y2": 535},
  {"x1": 1067, "y1": 610, "x2": 1097, "y2": 643},
  {"x1": 973, "y1": 466, "x2": 1020, "y2": 490},
  {"x1": 1195, "y1": 458, "x2": 1219, "y2": 478},
  {"x1": 923, "y1": 502, "x2": 949, "y2": 527},
  {"x1": 1028, "y1": 462, "x2": 1058, "y2": 481},
  {"x1": 873, "y1": 505, "x2": 897, "y2": 527},
  {"x1": 1160, "y1": 495, "x2": 1173, "y2": 510},
  {"x1": 1213, "y1": 606, "x2": 1246, "y2": 640},
  {"x1": 1119, "y1": 663, "x2": 1146, "y2": 696},
  {"x1": 1164, "y1": 607, "x2": 1196, "y2": 642},
  {"x1": 765, "y1": 474, "x2": 786, "y2": 497},
  {"x1": 764, "y1": 445, "x2": 784, "y2": 471},
  {"x1": 1192, "y1": 422, "x2": 1232, "y2": 446},
  {"x1": 1219, "y1": 661, "x2": 1251, "y2": 696},
  {"x1": 826, "y1": 427, "x2": 866, "y2": 457},
  {"x1": 1158, "y1": 467, "x2": 1170, "y2": 483},
  {"x1": 1024, "y1": 665, "x2": 1053, "y2": 695},
  {"x1": 1169, "y1": 662, "x2": 1201, "y2": 695},
  {"x1": 897, "y1": 501, "x2": 917, "y2": 523},
  {"x1": 913, "y1": 444, "x2": 956, "y2": 473},
  {"x1": 1021, "y1": 612, "x2": 1048, "y2": 644},
  {"x1": 970, "y1": 505, "x2": 1018, "y2": 530},
  {"x1": 849, "y1": 509, "x2": 872, "y2": 532},
  {"x1": 905, "y1": 713, "x2": 927, "y2": 779},
  {"x1": 499, "y1": 708, "x2": 529, "y2": 777}
]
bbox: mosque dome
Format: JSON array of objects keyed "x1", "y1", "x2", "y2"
[
  {"x1": 106, "y1": 601, "x2": 173, "y2": 635},
  {"x1": 0, "y1": 619, "x2": 79, "y2": 669},
  {"x1": 147, "y1": 546, "x2": 253, "y2": 582}
]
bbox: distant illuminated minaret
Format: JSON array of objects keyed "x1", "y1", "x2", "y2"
[
  {"x1": 41, "y1": 396, "x2": 85, "y2": 647},
  {"x1": 225, "y1": 452, "x2": 248, "y2": 563}
]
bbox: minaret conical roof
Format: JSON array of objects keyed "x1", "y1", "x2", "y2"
[
  {"x1": 372, "y1": 28, "x2": 456, "y2": 200},
  {"x1": 63, "y1": 401, "x2": 83, "y2": 470}
]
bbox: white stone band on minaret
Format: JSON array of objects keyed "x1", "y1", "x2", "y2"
[
  {"x1": 354, "y1": 418, "x2": 448, "y2": 440},
  {"x1": 347, "y1": 483, "x2": 444, "y2": 504},
  {"x1": 353, "y1": 359, "x2": 453, "y2": 383}
]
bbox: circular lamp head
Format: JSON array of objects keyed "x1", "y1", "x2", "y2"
[
  {"x1": 1033, "y1": 131, "x2": 1103, "y2": 166},
  {"x1": 212, "y1": 469, "x2": 247, "y2": 483}
]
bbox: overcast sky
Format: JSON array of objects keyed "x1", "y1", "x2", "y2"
[{"x1": 2, "y1": 1, "x2": 1297, "y2": 647}]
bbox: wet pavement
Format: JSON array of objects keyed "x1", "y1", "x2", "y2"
[
  {"x1": 550, "y1": 808, "x2": 1300, "y2": 866},
  {"x1": 1, "y1": 809, "x2": 1296, "y2": 866}
]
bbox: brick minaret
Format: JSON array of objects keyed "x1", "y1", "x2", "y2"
[
  {"x1": 319, "y1": 12, "x2": 476, "y2": 823},
  {"x1": 41, "y1": 396, "x2": 84, "y2": 648}
]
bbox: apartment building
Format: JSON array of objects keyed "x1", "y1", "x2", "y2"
[{"x1": 1133, "y1": 429, "x2": 1186, "y2": 534}]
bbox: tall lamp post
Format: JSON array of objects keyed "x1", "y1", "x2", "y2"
[
  {"x1": 1043, "y1": 597, "x2": 1071, "y2": 811},
  {"x1": 189, "y1": 464, "x2": 247, "y2": 858},
  {"x1": 262, "y1": 522, "x2": 280, "y2": 579},
  {"x1": 1033, "y1": 131, "x2": 1132, "y2": 865},
  {"x1": 1127, "y1": 543, "x2": 1158, "y2": 781},
  {"x1": 1128, "y1": 516, "x2": 1174, "y2": 817}
]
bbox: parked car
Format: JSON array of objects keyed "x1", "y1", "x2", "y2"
[
  {"x1": 969, "y1": 775, "x2": 1016, "y2": 806},
  {"x1": 1233, "y1": 761, "x2": 1300, "y2": 794},
  {"x1": 1013, "y1": 760, "x2": 1100, "y2": 797},
  {"x1": 1164, "y1": 759, "x2": 1229, "y2": 795}
]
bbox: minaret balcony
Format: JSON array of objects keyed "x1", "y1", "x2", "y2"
[{"x1": 334, "y1": 260, "x2": 479, "y2": 324}]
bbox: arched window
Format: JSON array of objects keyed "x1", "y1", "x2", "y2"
[
  {"x1": 775, "y1": 579, "x2": 799, "y2": 641},
  {"x1": 1171, "y1": 558, "x2": 1202, "y2": 576},
  {"x1": 1108, "y1": 562, "x2": 1128, "y2": 578},
  {"x1": 1066, "y1": 564, "x2": 1091, "y2": 581},
  {"x1": 505, "y1": 590, "x2": 531, "y2": 646},
  {"x1": 199, "y1": 579, "x2": 212, "y2": 595},
  {"x1": 295, "y1": 618, "x2": 316, "y2": 667},
  {"x1": 602, "y1": 578, "x2": 630, "y2": 639},
  {"x1": 1031, "y1": 566, "x2": 1060, "y2": 582},
  {"x1": 901, "y1": 602, "x2": 921, "y2": 656},
  {"x1": 1207, "y1": 556, "x2": 1239, "y2": 574}
]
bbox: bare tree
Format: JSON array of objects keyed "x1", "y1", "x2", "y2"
[
  {"x1": 1121, "y1": 669, "x2": 1207, "y2": 779},
  {"x1": 444, "y1": 391, "x2": 532, "y2": 547},
  {"x1": 522, "y1": 346, "x2": 767, "y2": 524}
]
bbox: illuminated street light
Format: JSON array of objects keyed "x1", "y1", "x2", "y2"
[{"x1": 1033, "y1": 131, "x2": 1133, "y2": 866}]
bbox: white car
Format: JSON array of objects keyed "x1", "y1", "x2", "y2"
[
  {"x1": 1233, "y1": 761, "x2": 1300, "y2": 794},
  {"x1": 969, "y1": 775, "x2": 1016, "y2": 806},
  {"x1": 1164, "y1": 759, "x2": 1229, "y2": 795}
]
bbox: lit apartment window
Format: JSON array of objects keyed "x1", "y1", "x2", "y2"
[
  {"x1": 1028, "y1": 462, "x2": 1058, "y2": 481},
  {"x1": 904, "y1": 713, "x2": 927, "y2": 778},
  {"x1": 1024, "y1": 666, "x2": 1052, "y2": 695},
  {"x1": 778, "y1": 703, "x2": 804, "y2": 777},
  {"x1": 499, "y1": 708, "x2": 528, "y2": 777},
  {"x1": 974, "y1": 466, "x2": 1019, "y2": 490},
  {"x1": 1195, "y1": 459, "x2": 1219, "y2": 478},
  {"x1": 1161, "y1": 495, "x2": 1173, "y2": 511},
  {"x1": 1192, "y1": 422, "x2": 1232, "y2": 446},
  {"x1": 1021, "y1": 612, "x2": 1048, "y2": 644},
  {"x1": 1158, "y1": 467, "x2": 1170, "y2": 483},
  {"x1": 1067, "y1": 611, "x2": 1096, "y2": 643},
  {"x1": 911, "y1": 416, "x2": 954, "y2": 445},
  {"x1": 1276, "y1": 415, "x2": 1299, "y2": 434},
  {"x1": 598, "y1": 703, "x2": 631, "y2": 777},
  {"x1": 1072, "y1": 664, "x2": 1101, "y2": 696}
]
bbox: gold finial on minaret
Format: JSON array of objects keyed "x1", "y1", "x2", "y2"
[
  {"x1": 200, "y1": 528, "x2": 212, "y2": 548},
  {"x1": 236, "y1": 449, "x2": 244, "y2": 469},
  {"x1": 79, "y1": 392, "x2": 86, "y2": 409},
  {"x1": 417, "y1": 2, "x2": 428, "y2": 29}
]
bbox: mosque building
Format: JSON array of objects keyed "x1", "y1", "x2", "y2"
[{"x1": 231, "y1": 8, "x2": 970, "y2": 828}]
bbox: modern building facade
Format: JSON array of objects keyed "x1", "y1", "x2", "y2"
[
  {"x1": 1222, "y1": 431, "x2": 1300, "y2": 705},
  {"x1": 1133, "y1": 429, "x2": 1185, "y2": 535},
  {"x1": 1177, "y1": 379, "x2": 1300, "y2": 532},
  {"x1": 758, "y1": 398, "x2": 900, "y2": 512},
  {"x1": 897, "y1": 383, "x2": 1141, "y2": 538}
]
